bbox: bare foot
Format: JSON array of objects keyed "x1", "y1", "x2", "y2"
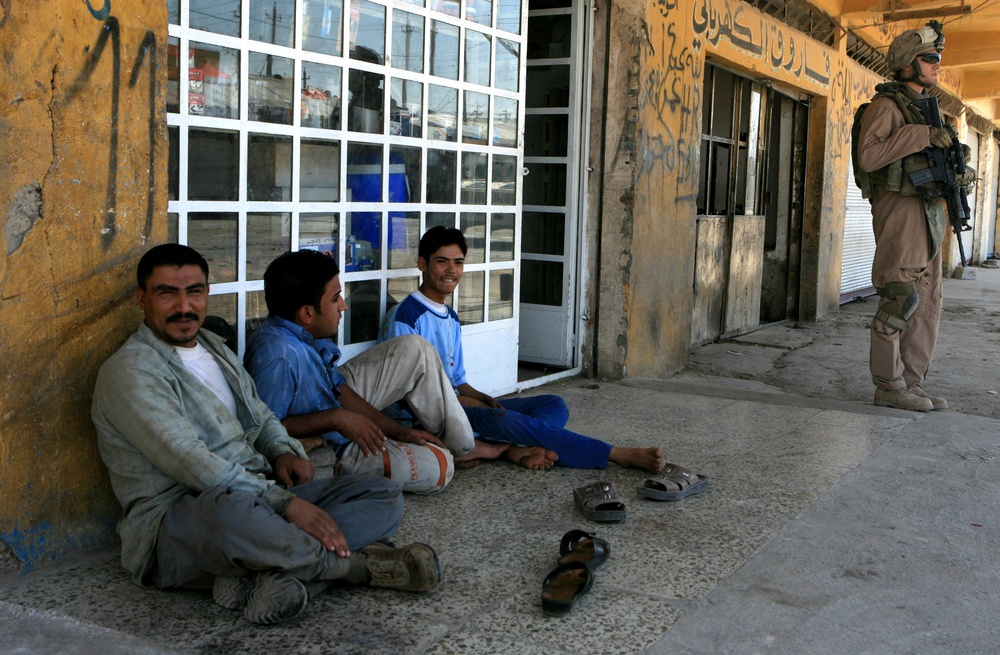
[
  {"x1": 609, "y1": 447, "x2": 664, "y2": 473},
  {"x1": 454, "y1": 439, "x2": 510, "y2": 468},
  {"x1": 505, "y1": 445, "x2": 559, "y2": 470}
]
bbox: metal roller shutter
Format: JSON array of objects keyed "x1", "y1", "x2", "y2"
[
  {"x1": 960, "y1": 133, "x2": 980, "y2": 262},
  {"x1": 840, "y1": 173, "x2": 877, "y2": 301}
]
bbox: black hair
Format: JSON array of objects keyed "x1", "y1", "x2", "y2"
[
  {"x1": 136, "y1": 244, "x2": 210, "y2": 290},
  {"x1": 263, "y1": 250, "x2": 341, "y2": 321},
  {"x1": 419, "y1": 226, "x2": 468, "y2": 262}
]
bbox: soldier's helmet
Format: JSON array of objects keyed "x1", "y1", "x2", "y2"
[{"x1": 887, "y1": 23, "x2": 945, "y2": 72}]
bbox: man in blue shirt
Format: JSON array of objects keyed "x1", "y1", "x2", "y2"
[
  {"x1": 246, "y1": 249, "x2": 504, "y2": 494},
  {"x1": 379, "y1": 227, "x2": 666, "y2": 473}
]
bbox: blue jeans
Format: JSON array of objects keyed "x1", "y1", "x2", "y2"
[{"x1": 464, "y1": 395, "x2": 613, "y2": 469}]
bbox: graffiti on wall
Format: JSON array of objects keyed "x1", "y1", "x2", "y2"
[
  {"x1": 829, "y1": 66, "x2": 876, "y2": 162},
  {"x1": 0, "y1": 0, "x2": 9, "y2": 28}
]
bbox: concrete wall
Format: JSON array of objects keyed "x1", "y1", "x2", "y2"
[{"x1": 0, "y1": 1, "x2": 167, "y2": 571}]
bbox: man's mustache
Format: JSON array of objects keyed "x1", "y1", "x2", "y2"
[{"x1": 167, "y1": 312, "x2": 200, "y2": 323}]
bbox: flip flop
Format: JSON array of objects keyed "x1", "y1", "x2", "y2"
[
  {"x1": 540, "y1": 561, "x2": 594, "y2": 616},
  {"x1": 637, "y1": 463, "x2": 708, "y2": 501},
  {"x1": 557, "y1": 529, "x2": 610, "y2": 570},
  {"x1": 573, "y1": 480, "x2": 627, "y2": 522}
]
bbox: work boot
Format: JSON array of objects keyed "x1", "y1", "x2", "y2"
[
  {"x1": 874, "y1": 387, "x2": 933, "y2": 412},
  {"x1": 213, "y1": 572, "x2": 309, "y2": 625},
  {"x1": 909, "y1": 385, "x2": 948, "y2": 410},
  {"x1": 212, "y1": 574, "x2": 254, "y2": 610},
  {"x1": 361, "y1": 542, "x2": 441, "y2": 592}
]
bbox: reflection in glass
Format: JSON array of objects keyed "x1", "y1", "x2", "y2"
[
  {"x1": 348, "y1": 69, "x2": 385, "y2": 133},
  {"x1": 490, "y1": 213, "x2": 515, "y2": 261},
  {"x1": 391, "y1": 145, "x2": 422, "y2": 203},
  {"x1": 167, "y1": 37, "x2": 180, "y2": 114},
  {"x1": 346, "y1": 143, "x2": 384, "y2": 271},
  {"x1": 246, "y1": 289, "x2": 269, "y2": 342},
  {"x1": 463, "y1": 91, "x2": 489, "y2": 144},
  {"x1": 522, "y1": 163, "x2": 566, "y2": 206},
  {"x1": 388, "y1": 277, "x2": 420, "y2": 311},
  {"x1": 346, "y1": 279, "x2": 381, "y2": 344},
  {"x1": 346, "y1": 212, "x2": 381, "y2": 271},
  {"x1": 168, "y1": 127, "x2": 179, "y2": 201},
  {"x1": 189, "y1": 129, "x2": 239, "y2": 201},
  {"x1": 430, "y1": 20, "x2": 459, "y2": 80},
  {"x1": 457, "y1": 270, "x2": 484, "y2": 325},
  {"x1": 461, "y1": 153, "x2": 487, "y2": 205},
  {"x1": 188, "y1": 213, "x2": 238, "y2": 283},
  {"x1": 497, "y1": 0, "x2": 521, "y2": 34},
  {"x1": 493, "y1": 96, "x2": 518, "y2": 147},
  {"x1": 168, "y1": 212, "x2": 178, "y2": 243},
  {"x1": 349, "y1": 0, "x2": 386, "y2": 63},
  {"x1": 489, "y1": 269, "x2": 514, "y2": 319},
  {"x1": 392, "y1": 12, "x2": 424, "y2": 73},
  {"x1": 520, "y1": 260, "x2": 562, "y2": 306},
  {"x1": 189, "y1": 42, "x2": 240, "y2": 118},
  {"x1": 525, "y1": 65, "x2": 569, "y2": 107},
  {"x1": 492, "y1": 154, "x2": 517, "y2": 205},
  {"x1": 301, "y1": 139, "x2": 342, "y2": 201},
  {"x1": 301, "y1": 62, "x2": 342, "y2": 129},
  {"x1": 526, "y1": 14, "x2": 570, "y2": 59},
  {"x1": 191, "y1": 0, "x2": 240, "y2": 36},
  {"x1": 522, "y1": 211, "x2": 565, "y2": 255},
  {"x1": 389, "y1": 212, "x2": 420, "y2": 269},
  {"x1": 299, "y1": 213, "x2": 340, "y2": 258},
  {"x1": 248, "y1": 213, "x2": 291, "y2": 279},
  {"x1": 427, "y1": 212, "x2": 455, "y2": 231},
  {"x1": 210, "y1": 293, "x2": 238, "y2": 344},
  {"x1": 303, "y1": 0, "x2": 344, "y2": 57},
  {"x1": 460, "y1": 212, "x2": 486, "y2": 263},
  {"x1": 390, "y1": 79, "x2": 423, "y2": 138},
  {"x1": 525, "y1": 115, "x2": 568, "y2": 156},
  {"x1": 426, "y1": 150, "x2": 457, "y2": 203},
  {"x1": 250, "y1": 0, "x2": 294, "y2": 47},
  {"x1": 249, "y1": 52, "x2": 294, "y2": 124},
  {"x1": 466, "y1": 0, "x2": 492, "y2": 27},
  {"x1": 248, "y1": 134, "x2": 292, "y2": 201},
  {"x1": 465, "y1": 31, "x2": 491, "y2": 86},
  {"x1": 427, "y1": 85, "x2": 457, "y2": 142},
  {"x1": 495, "y1": 38, "x2": 519, "y2": 91},
  {"x1": 168, "y1": 0, "x2": 179, "y2": 25}
]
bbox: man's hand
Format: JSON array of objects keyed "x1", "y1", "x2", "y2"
[
  {"x1": 929, "y1": 127, "x2": 952, "y2": 149},
  {"x1": 273, "y1": 454, "x2": 315, "y2": 487},
  {"x1": 338, "y1": 410, "x2": 388, "y2": 457},
  {"x1": 392, "y1": 429, "x2": 446, "y2": 448},
  {"x1": 284, "y1": 497, "x2": 350, "y2": 556},
  {"x1": 458, "y1": 395, "x2": 504, "y2": 411}
]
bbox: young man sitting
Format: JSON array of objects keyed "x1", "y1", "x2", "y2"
[{"x1": 378, "y1": 226, "x2": 665, "y2": 473}]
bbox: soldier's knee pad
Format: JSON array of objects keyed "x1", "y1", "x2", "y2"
[{"x1": 875, "y1": 281, "x2": 919, "y2": 330}]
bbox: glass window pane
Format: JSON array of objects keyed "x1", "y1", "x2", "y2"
[
  {"x1": 168, "y1": 127, "x2": 179, "y2": 201},
  {"x1": 208, "y1": 293, "x2": 238, "y2": 347},
  {"x1": 489, "y1": 269, "x2": 514, "y2": 320},
  {"x1": 497, "y1": 0, "x2": 521, "y2": 34},
  {"x1": 303, "y1": 0, "x2": 345, "y2": 57},
  {"x1": 189, "y1": 129, "x2": 239, "y2": 201},
  {"x1": 522, "y1": 163, "x2": 566, "y2": 206},
  {"x1": 249, "y1": 52, "x2": 294, "y2": 125},
  {"x1": 427, "y1": 85, "x2": 457, "y2": 142},
  {"x1": 391, "y1": 145, "x2": 421, "y2": 203},
  {"x1": 169, "y1": 0, "x2": 179, "y2": 25},
  {"x1": 525, "y1": 65, "x2": 568, "y2": 108},
  {"x1": 247, "y1": 289, "x2": 269, "y2": 341},
  {"x1": 426, "y1": 149, "x2": 457, "y2": 203},
  {"x1": 250, "y1": 0, "x2": 295, "y2": 47},
  {"x1": 463, "y1": 91, "x2": 489, "y2": 144},
  {"x1": 427, "y1": 212, "x2": 455, "y2": 230},
  {"x1": 520, "y1": 260, "x2": 562, "y2": 306},
  {"x1": 466, "y1": 0, "x2": 492, "y2": 27},
  {"x1": 168, "y1": 212, "x2": 179, "y2": 243},
  {"x1": 490, "y1": 213, "x2": 514, "y2": 262},
  {"x1": 299, "y1": 213, "x2": 340, "y2": 257},
  {"x1": 522, "y1": 211, "x2": 564, "y2": 255},
  {"x1": 191, "y1": 0, "x2": 240, "y2": 36},
  {"x1": 430, "y1": 20, "x2": 459, "y2": 80},
  {"x1": 457, "y1": 270, "x2": 484, "y2": 324},
  {"x1": 350, "y1": 0, "x2": 386, "y2": 63},
  {"x1": 461, "y1": 152, "x2": 487, "y2": 205},
  {"x1": 460, "y1": 212, "x2": 486, "y2": 263},
  {"x1": 392, "y1": 12, "x2": 424, "y2": 73},
  {"x1": 432, "y1": 0, "x2": 460, "y2": 17},
  {"x1": 525, "y1": 115, "x2": 568, "y2": 156},
  {"x1": 465, "y1": 31, "x2": 491, "y2": 86},
  {"x1": 493, "y1": 96, "x2": 518, "y2": 147},
  {"x1": 390, "y1": 79, "x2": 423, "y2": 138},
  {"x1": 302, "y1": 62, "x2": 343, "y2": 129},
  {"x1": 492, "y1": 154, "x2": 517, "y2": 205},
  {"x1": 188, "y1": 212, "x2": 238, "y2": 283},
  {"x1": 247, "y1": 212, "x2": 291, "y2": 279},
  {"x1": 388, "y1": 211, "x2": 420, "y2": 269},
  {"x1": 248, "y1": 134, "x2": 292, "y2": 201},
  {"x1": 167, "y1": 37, "x2": 180, "y2": 114},
  {"x1": 189, "y1": 42, "x2": 240, "y2": 118},
  {"x1": 347, "y1": 142, "x2": 383, "y2": 202},
  {"x1": 346, "y1": 212, "x2": 381, "y2": 271},
  {"x1": 527, "y1": 14, "x2": 570, "y2": 59},
  {"x1": 388, "y1": 277, "x2": 419, "y2": 311},
  {"x1": 399, "y1": 0, "x2": 423, "y2": 7},
  {"x1": 495, "y1": 38, "x2": 519, "y2": 92},
  {"x1": 348, "y1": 69, "x2": 385, "y2": 133},
  {"x1": 345, "y1": 279, "x2": 381, "y2": 344},
  {"x1": 301, "y1": 139, "x2": 342, "y2": 201}
]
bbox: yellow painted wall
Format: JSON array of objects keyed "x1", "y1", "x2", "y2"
[{"x1": 0, "y1": 1, "x2": 166, "y2": 570}]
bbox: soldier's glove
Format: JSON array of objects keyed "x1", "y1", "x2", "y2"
[{"x1": 928, "y1": 127, "x2": 953, "y2": 149}]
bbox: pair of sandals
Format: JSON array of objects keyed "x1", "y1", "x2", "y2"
[
  {"x1": 574, "y1": 463, "x2": 709, "y2": 522},
  {"x1": 540, "y1": 529, "x2": 610, "y2": 616}
]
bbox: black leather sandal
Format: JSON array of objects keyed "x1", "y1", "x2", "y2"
[
  {"x1": 557, "y1": 529, "x2": 610, "y2": 570},
  {"x1": 541, "y1": 561, "x2": 594, "y2": 616}
]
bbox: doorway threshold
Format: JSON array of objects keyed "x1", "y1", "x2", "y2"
[{"x1": 516, "y1": 362, "x2": 579, "y2": 391}]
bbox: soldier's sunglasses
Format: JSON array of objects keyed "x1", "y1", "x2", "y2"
[{"x1": 918, "y1": 53, "x2": 942, "y2": 64}]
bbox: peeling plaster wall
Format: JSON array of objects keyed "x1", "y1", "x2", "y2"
[{"x1": 0, "y1": 1, "x2": 167, "y2": 571}]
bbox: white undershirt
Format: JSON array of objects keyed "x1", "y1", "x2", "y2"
[{"x1": 175, "y1": 343, "x2": 238, "y2": 417}]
